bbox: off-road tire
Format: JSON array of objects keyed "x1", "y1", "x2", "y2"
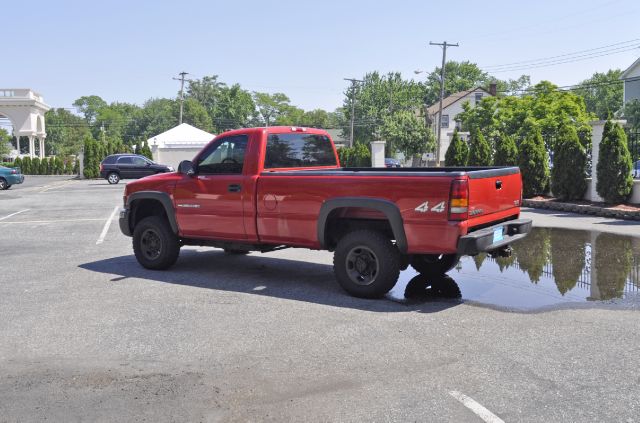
[
  {"x1": 107, "y1": 172, "x2": 120, "y2": 184},
  {"x1": 333, "y1": 229, "x2": 400, "y2": 298},
  {"x1": 133, "y1": 216, "x2": 180, "y2": 270},
  {"x1": 410, "y1": 254, "x2": 459, "y2": 275}
]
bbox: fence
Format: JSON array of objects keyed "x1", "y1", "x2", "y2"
[{"x1": 627, "y1": 129, "x2": 640, "y2": 163}]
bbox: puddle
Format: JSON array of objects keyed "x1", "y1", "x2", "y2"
[{"x1": 389, "y1": 228, "x2": 640, "y2": 311}]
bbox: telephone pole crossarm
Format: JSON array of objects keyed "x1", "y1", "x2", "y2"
[{"x1": 173, "y1": 71, "x2": 190, "y2": 125}]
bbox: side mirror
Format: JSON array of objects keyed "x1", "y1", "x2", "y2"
[
  {"x1": 145, "y1": 162, "x2": 151, "y2": 167},
  {"x1": 178, "y1": 160, "x2": 195, "y2": 176}
]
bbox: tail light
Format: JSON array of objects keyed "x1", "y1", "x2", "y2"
[
  {"x1": 449, "y1": 179, "x2": 469, "y2": 221},
  {"x1": 11, "y1": 169, "x2": 16, "y2": 174},
  {"x1": 100, "y1": 163, "x2": 104, "y2": 171}
]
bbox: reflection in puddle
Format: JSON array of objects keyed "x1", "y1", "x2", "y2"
[{"x1": 389, "y1": 228, "x2": 640, "y2": 311}]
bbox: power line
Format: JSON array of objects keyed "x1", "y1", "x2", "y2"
[
  {"x1": 481, "y1": 38, "x2": 640, "y2": 69},
  {"x1": 482, "y1": 45, "x2": 640, "y2": 73}
]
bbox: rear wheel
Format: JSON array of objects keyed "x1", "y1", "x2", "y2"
[
  {"x1": 133, "y1": 216, "x2": 180, "y2": 270},
  {"x1": 107, "y1": 172, "x2": 120, "y2": 184},
  {"x1": 410, "y1": 254, "x2": 460, "y2": 275},
  {"x1": 0, "y1": 178, "x2": 7, "y2": 190},
  {"x1": 333, "y1": 230, "x2": 400, "y2": 298}
]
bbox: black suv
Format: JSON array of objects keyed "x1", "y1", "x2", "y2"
[{"x1": 100, "y1": 154, "x2": 174, "y2": 184}]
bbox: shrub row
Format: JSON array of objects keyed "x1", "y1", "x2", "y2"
[{"x1": 6, "y1": 156, "x2": 77, "y2": 175}]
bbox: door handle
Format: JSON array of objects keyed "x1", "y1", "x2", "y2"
[
  {"x1": 228, "y1": 184, "x2": 241, "y2": 193},
  {"x1": 495, "y1": 180, "x2": 503, "y2": 190}
]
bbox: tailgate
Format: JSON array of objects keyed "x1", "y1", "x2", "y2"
[{"x1": 467, "y1": 168, "x2": 522, "y2": 218}]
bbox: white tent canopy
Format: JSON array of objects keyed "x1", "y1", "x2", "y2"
[{"x1": 147, "y1": 123, "x2": 215, "y2": 168}]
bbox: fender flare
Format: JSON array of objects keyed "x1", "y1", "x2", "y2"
[
  {"x1": 127, "y1": 191, "x2": 179, "y2": 234},
  {"x1": 317, "y1": 197, "x2": 408, "y2": 253}
]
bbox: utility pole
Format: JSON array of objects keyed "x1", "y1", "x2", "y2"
[
  {"x1": 344, "y1": 78, "x2": 363, "y2": 147},
  {"x1": 429, "y1": 41, "x2": 458, "y2": 166},
  {"x1": 173, "y1": 71, "x2": 189, "y2": 125}
]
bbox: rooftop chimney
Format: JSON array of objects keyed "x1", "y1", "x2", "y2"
[{"x1": 489, "y1": 83, "x2": 497, "y2": 96}]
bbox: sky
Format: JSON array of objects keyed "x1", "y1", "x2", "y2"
[{"x1": 2, "y1": 0, "x2": 639, "y2": 114}]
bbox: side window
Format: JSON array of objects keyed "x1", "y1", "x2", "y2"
[
  {"x1": 475, "y1": 92, "x2": 483, "y2": 104},
  {"x1": 117, "y1": 157, "x2": 133, "y2": 165},
  {"x1": 196, "y1": 135, "x2": 248, "y2": 174},
  {"x1": 265, "y1": 133, "x2": 337, "y2": 168},
  {"x1": 132, "y1": 157, "x2": 148, "y2": 166},
  {"x1": 441, "y1": 115, "x2": 449, "y2": 128}
]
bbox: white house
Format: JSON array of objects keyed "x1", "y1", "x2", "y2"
[
  {"x1": 621, "y1": 57, "x2": 640, "y2": 104},
  {"x1": 426, "y1": 86, "x2": 495, "y2": 164},
  {"x1": 148, "y1": 123, "x2": 215, "y2": 168}
]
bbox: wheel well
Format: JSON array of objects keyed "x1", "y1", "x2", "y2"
[
  {"x1": 131, "y1": 199, "x2": 169, "y2": 229},
  {"x1": 324, "y1": 207, "x2": 394, "y2": 250}
]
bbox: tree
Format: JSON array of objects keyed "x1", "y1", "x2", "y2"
[
  {"x1": 457, "y1": 81, "x2": 592, "y2": 150},
  {"x1": 444, "y1": 129, "x2": 468, "y2": 166},
  {"x1": 137, "y1": 98, "x2": 177, "y2": 139},
  {"x1": 423, "y1": 60, "x2": 529, "y2": 105},
  {"x1": 518, "y1": 126, "x2": 550, "y2": 197},
  {"x1": 551, "y1": 124, "x2": 588, "y2": 200},
  {"x1": 380, "y1": 110, "x2": 431, "y2": 160},
  {"x1": 45, "y1": 108, "x2": 91, "y2": 156},
  {"x1": 468, "y1": 129, "x2": 492, "y2": 166},
  {"x1": 596, "y1": 120, "x2": 633, "y2": 203},
  {"x1": 337, "y1": 144, "x2": 371, "y2": 167},
  {"x1": 0, "y1": 128, "x2": 11, "y2": 157},
  {"x1": 550, "y1": 229, "x2": 588, "y2": 295},
  {"x1": 574, "y1": 69, "x2": 623, "y2": 119},
  {"x1": 214, "y1": 84, "x2": 256, "y2": 130},
  {"x1": 341, "y1": 72, "x2": 424, "y2": 145},
  {"x1": 253, "y1": 92, "x2": 291, "y2": 126},
  {"x1": 140, "y1": 140, "x2": 153, "y2": 160},
  {"x1": 181, "y1": 98, "x2": 213, "y2": 131},
  {"x1": 623, "y1": 99, "x2": 640, "y2": 131},
  {"x1": 494, "y1": 133, "x2": 518, "y2": 166},
  {"x1": 73, "y1": 95, "x2": 107, "y2": 124}
]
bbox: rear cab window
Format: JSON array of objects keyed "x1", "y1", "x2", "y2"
[
  {"x1": 102, "y1": 155, "x2": 118, "y2": 164},
  {"x1": 264, "y1": 133, "x2": 337, "y2": 169}
]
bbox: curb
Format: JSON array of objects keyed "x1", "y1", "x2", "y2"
[{"x1": 523, "y1": 199, "x2": 640, "y2": 221}]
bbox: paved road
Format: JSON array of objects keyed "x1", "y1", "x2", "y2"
[{"x1": 1, "y1": 180, "x2": 639, "y2": 422}]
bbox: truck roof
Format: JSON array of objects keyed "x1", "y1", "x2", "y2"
[{"x1": 214, "y1": 126, "x2": 330, "y2": 139}]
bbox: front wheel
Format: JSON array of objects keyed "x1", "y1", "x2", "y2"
[
  {"x1": 132, "y1": 216, "x2": 180, "y2": 270},
  {"x1": 333, "y1": 230, "x2": 400, "y2": 298},
  {"x1": 410, "y1": 254, "x2": 460, "y2": 275}
]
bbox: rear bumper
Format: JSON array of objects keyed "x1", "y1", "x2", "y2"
[
  {"x1": 6, "y1": 174, "x2": 24, "y2": 185},
  {"x1": 119, "y1": 208, "x2": 132, "y2": 237},
  {"x1": 457, "y1": 218, "x2": 532, "y2": 256}
]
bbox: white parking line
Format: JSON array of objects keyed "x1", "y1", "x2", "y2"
[
  {"x1": 96, "y1": 206, "x2": 120, "y2": 245},
  {"x1": 0, "y1": 209, "x2": 30, "y2": 221},
  {"x1": 449, "y1": 391, "x2": 505, "y2": 423},
  {"x1": 0, "y1": 218, "x2": 104, "y2": 224}
]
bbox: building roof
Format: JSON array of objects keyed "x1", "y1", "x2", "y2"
[
  {"x1": 147, "y1": 123, "x2": 215, "y2": 147},
  {"x1": 621, "y1": 57, "x2": 640, "y2": 79},
  {"x1": 426, "y1": 87, "x2": 491, "y2": 116}
]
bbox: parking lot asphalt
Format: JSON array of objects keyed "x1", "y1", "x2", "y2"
[{"x1": 1, "y1": 178, "x2": 639, "y2": 422}]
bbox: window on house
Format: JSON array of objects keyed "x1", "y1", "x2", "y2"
[
  {"x1": 441, "y1": 115, "x2": 449, "y2": 128},
  {"x1": 475, "y1": 92, "x2": 483, "y2": 104}
]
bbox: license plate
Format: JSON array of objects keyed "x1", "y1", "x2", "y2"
[{"x1": 493, "y1": 227, "x2": 504, "y2": 243}]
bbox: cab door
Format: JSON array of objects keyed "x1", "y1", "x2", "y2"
[{"x1": 174, "y1": 135, "x2": 249, "y2": 240}]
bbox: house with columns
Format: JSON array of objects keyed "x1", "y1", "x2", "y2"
[{"x1": 0, "y1": 88, "x2": 50, "y2": 159}]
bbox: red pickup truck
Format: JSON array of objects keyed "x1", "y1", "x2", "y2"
[{"x1": 119, "y1": 126, "x2": 531, "y2": 298}]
